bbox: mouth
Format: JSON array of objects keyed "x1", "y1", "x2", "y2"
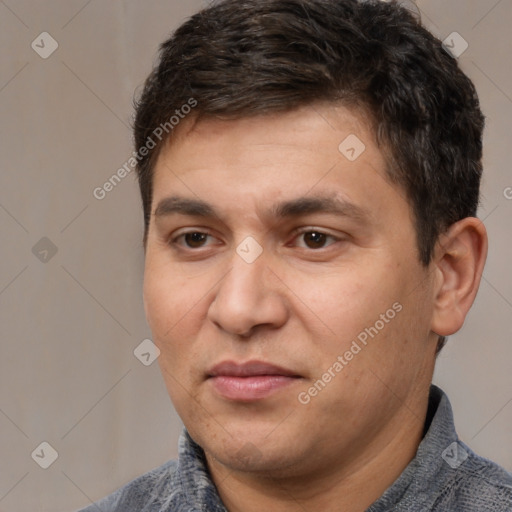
[{"x1": 207, "y1": 360, "x2": 302, "y2": 402}]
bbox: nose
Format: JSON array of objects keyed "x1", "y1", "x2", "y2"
[{"x1": 207, "y1": 248, "x2": 289, "y2": 337}]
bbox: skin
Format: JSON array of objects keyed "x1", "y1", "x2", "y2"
[{"x1": 143, "y1": 103, "x2": 487, "y2": 511}]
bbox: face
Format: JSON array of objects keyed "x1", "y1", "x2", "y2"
[{"x1": 143, "y1": 104, "x2": 439, "y2": 479}]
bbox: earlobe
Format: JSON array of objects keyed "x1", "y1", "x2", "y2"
[{"x1": 430, "y1": 217, "x2": 488, "y2": 337}]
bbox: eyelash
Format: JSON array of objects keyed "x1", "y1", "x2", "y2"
[
  {"x1": 171, "y1": 230, "x2": 219, "y2": 249},
  {"x1": 170, "y1": 228, "x2": 341, "y2": 251},
  {"x1": 288, "y1": 228, "x2": 340, "y2": 249}
]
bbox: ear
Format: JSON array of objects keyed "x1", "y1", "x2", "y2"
[{"x1": 430, "y1": 217, "x2": 488, "y2": 337}]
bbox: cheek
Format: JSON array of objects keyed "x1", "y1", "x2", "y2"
[
  {"x1": 143, "y1": 259, "x2": 203, "y2": 336},
  {"x1": 144, "y1": 271, "x2": 207, "y2": 400},
  {"x1": 143, "y1": 261, "x2": 214, "y2": 378},
  {"x1": 301, "y1": 266, "x2": 426, "y2": 384},
  {"x1": 290, "y1": 263, "x2": 401, "y2": 339}
]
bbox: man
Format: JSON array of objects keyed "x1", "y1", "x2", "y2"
[{"x1": 80, "y1": 0, "x2": 512, "y2": 510}]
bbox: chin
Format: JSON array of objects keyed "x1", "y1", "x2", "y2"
[{"x1": 196, "y1": 426, "x2": 306, "y2": 476}]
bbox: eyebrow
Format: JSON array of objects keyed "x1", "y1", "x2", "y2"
[
  {"x1": 154, "y1": 195, "x2": 370, "y2": 222},
  {"x1": 154, "y1": 196, "x2": 216, "y2": 218},
  {"x1": 272, "y1": 196, "x2": 369, "y2": 222}
]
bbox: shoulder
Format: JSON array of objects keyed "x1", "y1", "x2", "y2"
[
  {"x1": 76, "y1": 459, "x2": 179, "y2": 512},
  {"x1": 433, "y1": 443, "x2": 512, "y2": 512}
]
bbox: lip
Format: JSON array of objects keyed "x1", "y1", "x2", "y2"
[
  {"x1": 208, "y1": 360, "x2": 300, "y2": 378},
  {"x1": 207, "y1": 360, "x2": 302, "y2": 402}
]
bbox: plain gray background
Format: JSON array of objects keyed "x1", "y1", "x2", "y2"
[{"x1": 0, "y1": 1, "x2": 511, "y2": 510}]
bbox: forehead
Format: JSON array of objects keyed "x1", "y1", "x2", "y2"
[
  {"x1": 168, "y1": 103, "x2": 377, "y2": 165},
  {"x1": 151, "y1": 104, "x2": 408, "y2": 225}
]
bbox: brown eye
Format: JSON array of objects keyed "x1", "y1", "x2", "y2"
[
  {"x1": 184, "y1": 232, "x2": 209, "y2": 248},
  {"x1": 302, "y1": 231, "x2": 328, "y2": 249}
]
